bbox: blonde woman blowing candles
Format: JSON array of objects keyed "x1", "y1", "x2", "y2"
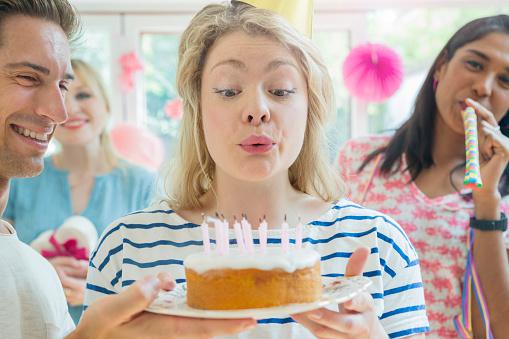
[{"x1": 84, "y1": 2, "x2": 428, "y2": 338}]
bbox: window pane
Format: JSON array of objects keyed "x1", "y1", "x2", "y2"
[
  {"x1": 72, "y1": 30, "x2": 112, "y2": 89},
  {"x1": 313, "y1": 30, "x2": 351, "y2": 160},
  {"x1": 141, "y1": 33, "x2": 181, "y2": 158}
]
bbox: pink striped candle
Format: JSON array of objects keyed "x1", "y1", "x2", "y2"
[
  {"x1": 213, "y1": 219, "x2": 226, "y2": 255},
  {"x1": 201, "y1": 216, "x2": 211, "y2": 253},
  {"x1": 222, "y1": 217, "x2": 230, "y2": 255},
  {"x1": 233, "y1": 217, "x2": 246, "y2": 253},
  {"x1": 295, "y1": 219, "x2": 303, "y2": 249},
  {"x1": 259, "y1": 218, "x2": 268, "y2": 252},
  {"x1": 281, "y1": 217, "x2": 289, "y2": 253},
  {"x1": 241, "y1": 215, "x2": 254, "y2": 253}
]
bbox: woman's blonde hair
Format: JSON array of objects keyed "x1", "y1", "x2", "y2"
[
  {"x1": 70, "y1": 59, "x2": 119, "y2": 169},
  {"x1": 165, "y1": 1, "x2": 345, "y2": 210}
]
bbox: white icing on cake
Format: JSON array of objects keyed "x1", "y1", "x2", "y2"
[{"x1": 184, "y1": 247, "x2": 320, "y2": 274}]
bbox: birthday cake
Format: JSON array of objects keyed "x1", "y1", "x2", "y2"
[{"x1": 184, "y1": 247, "x2": 322, "y2": 310}]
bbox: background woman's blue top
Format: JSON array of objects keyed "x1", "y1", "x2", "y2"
[{"x1": 4, "y1": 156, "x2": 156, "y2": 323}]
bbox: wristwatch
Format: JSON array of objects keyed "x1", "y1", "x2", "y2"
[{"x1": 470, "y1": 212, "x2": 508, "y2": 232}]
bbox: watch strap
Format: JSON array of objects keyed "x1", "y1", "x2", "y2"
[{"x1": 470, "y1": 212, "x2": 507, "y2": 232}]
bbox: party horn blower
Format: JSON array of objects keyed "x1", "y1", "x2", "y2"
[{"x1": 462, "y1": 107, "x2": 483, "y2": 189}]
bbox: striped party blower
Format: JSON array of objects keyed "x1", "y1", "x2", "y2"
[{"x1": 462, "y1": 107, "x2": 483, "y2": 189}]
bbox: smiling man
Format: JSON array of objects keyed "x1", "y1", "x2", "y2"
[
  {"x1": 0, "y1": 1, "x2": 256, "y2": 338},
  {"x1": 0, "y1": 33, "x2": 72, "y2": 168},
  {"x1": 0, "y1": 1, "x2": 75, "y2": 212},
  {"x1": 0, "y1": 1, "x2": 77, "y2": 335}
]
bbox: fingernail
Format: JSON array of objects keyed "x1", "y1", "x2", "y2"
[
  {"x1": 308, "y1": 311, "x2": 322, "y2": 320},
  {"x1": 140, "y1": 277, "x2": 160, "y2": 299}
]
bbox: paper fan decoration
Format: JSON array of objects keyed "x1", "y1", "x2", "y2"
[
  {"x1": 119, "y1": 51, "x2": 144, "y2": 92},
  {"x1": 342, "y1": 43, "x2": 403, "y2": 102}
]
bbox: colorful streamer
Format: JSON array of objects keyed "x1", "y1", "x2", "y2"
[{"x1": 453, "y1": 229, "x2": 493, "y2": 338}]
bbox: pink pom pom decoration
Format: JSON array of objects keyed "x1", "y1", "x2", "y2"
[
  {"x1": 342, "y1": 43, "x2": 403, "y2": 102},
  {"x1": 110, "y1": 122, "x2": 165, "y2": 171}
]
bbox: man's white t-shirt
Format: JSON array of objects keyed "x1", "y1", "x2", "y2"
[{"x1": 0, "y1": 220, "x2": 75, "y2": 339}]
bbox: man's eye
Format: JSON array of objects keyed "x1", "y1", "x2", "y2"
[{"x1": 17, "y1": 75, "x2": 38, "y2": 83}]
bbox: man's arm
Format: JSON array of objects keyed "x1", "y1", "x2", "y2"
[{"x1": 67, "y1": 276, "x2": 256, "y2": 339}]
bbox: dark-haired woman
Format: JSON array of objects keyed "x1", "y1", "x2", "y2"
[{"x1": 338, "y1": 15, "x2": 509, "y2": 338}]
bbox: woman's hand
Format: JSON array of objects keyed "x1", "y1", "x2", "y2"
[
  {"x1": 49, "y1": 257, "x2": 88, "y2": 306},
  {"x1": 292, "y1": 293, "x2": 386, "y2": 339},
  {"x1": 62, "y1": 276, "x2": 86, "y2": 306},
  {"x1": 291, "y1": 247, "x2": 388, "y2": 339}
]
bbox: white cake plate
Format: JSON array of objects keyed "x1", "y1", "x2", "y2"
[{"x1": 146, "y1": 276, "x2": 372, "y2": 319}]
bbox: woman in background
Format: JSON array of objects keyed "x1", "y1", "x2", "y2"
[
  {"x1": 4, "y1": 59, "x2": 156, "y2": 322},
  {"x1": 338, "y1": 15, "x2": 509, "y2": 338}
]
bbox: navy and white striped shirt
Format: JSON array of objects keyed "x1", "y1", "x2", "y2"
[{"x1": 85, "y1": 199, "x2": 429, "y2": 338}]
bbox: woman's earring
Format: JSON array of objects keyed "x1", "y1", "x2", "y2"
[{"x1": 433, "y1": 79, "x2": 438, "y2": 92}]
